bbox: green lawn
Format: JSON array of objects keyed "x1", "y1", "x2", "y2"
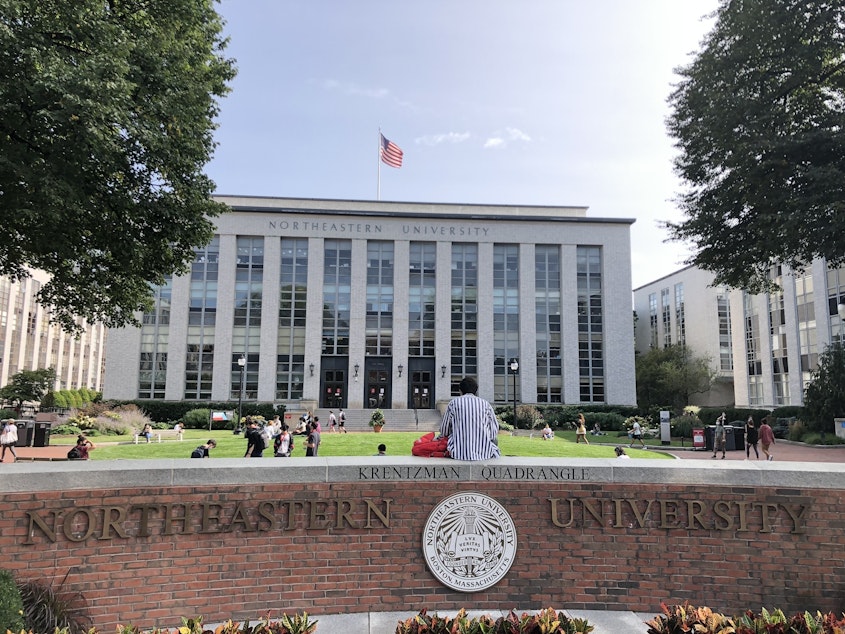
[{"x1": 55, "y1": 429, "x2": 671, "y2": 460}]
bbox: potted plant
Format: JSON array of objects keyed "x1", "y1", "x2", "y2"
[{"x1": 369, "y1": 409, "x2": 385, "y2": 432}]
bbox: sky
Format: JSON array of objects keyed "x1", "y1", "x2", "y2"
[{"x1": 205, "y1": 0, "x2": 720, "y2": 289}]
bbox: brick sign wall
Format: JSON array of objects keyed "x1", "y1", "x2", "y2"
[{"x1": 1, "y1": 459, "x2": 842, "y2": 629}]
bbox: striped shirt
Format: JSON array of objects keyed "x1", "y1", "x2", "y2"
[{"x1": 440, "y1": 393, "x2": 500, "y2": 461}]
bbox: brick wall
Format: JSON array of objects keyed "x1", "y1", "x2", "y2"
[{"x1": 1, "y1": 460, "x2": 843, "y2": 630}]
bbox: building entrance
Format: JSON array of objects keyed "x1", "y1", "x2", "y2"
[
  {"x1": 408, "y1": 362, "x2": 434, "y2": 409},
  {"x1": 364, "y1": 358, "x2": 391, "y2": 409},
  {"x1": 320, "y1": 358, "x2": 348, "y2": 409}
]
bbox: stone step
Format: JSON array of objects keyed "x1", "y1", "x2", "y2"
[{"x1": 310, "y1": 409, "x2": 441, "y2": 433}]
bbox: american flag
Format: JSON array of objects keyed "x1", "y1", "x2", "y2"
[{"x1": 380, "y1": 133, "x2": 403, "y2": 168}]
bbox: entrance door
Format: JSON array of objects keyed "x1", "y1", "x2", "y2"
[
  {"x1": 364, "y1": 358, "x2": 391, "y2": 409},
  {"x1": 409, "y1": 369, "x2": 433, "y2": 409},
  {"x1": 320, "y1": 357, "x2": 348, "y2": 408}
]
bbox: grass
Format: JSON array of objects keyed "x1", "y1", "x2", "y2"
[{"x1": 52, "y1": 429, "x2": 671, "y2": 460}]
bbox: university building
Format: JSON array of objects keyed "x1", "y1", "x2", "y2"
[
  {"x1": 103, "y1": 196, "x2": 637, "y2": 411},
  {"x1": 633, "y1": 261, "x2": 845, "y2": 408},
  {"x1": 0, "y1": 269, "x2": 107, "y2": 393}
]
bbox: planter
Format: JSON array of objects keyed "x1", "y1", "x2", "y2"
[{"x1": 373, "y1": 425, "x2": 384, "y2": 433}]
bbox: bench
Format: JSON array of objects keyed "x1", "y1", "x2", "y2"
[
  {"x1": 134, "y1": 429, "x2": 184, "y2": 444},
  {"x1": 16, "y1": 456, "x2": 69, "y2": 462}
]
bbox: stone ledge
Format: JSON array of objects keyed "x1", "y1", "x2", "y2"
[{"x1": 3, "y1": 456, "x2": 845, "y2": 492}]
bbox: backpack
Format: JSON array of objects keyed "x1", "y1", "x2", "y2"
[
  {"x1": 190, "y1": 446, "x2": 205, "y2": 459},
  {"x1": 67, "y1": 446, "x2": 82, "y2": 460},
  {"x1": 412, "y1": 432, "x2": 450, "y2": 458}
]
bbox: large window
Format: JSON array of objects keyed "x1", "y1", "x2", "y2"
[
  {"x1": 577, "y1": 246, "x2": 604, "y2": 402},
  {"x1": 139, "y1": 277, "x2": 172, "y2": 399},
  {"x1": 716, "y1": 290, "x2": 733, "y2": 372},
  {"x1": 366, "y1": 241, "x2": 394, "y2": 356},
  {"x1": 769, "y1": 266, "x2": 790, "y2": 405},
  {"x1": 277, "y1": 238, "x2": 308, "y2": 400},
  {"x1": 450, "y1": 244, "x2": 478, "y2": 391},
  {"x1": 661, "y1": 288, "x2": 672, "y2": 347},
  {"x1": 826, "y1": 264, "x2": 845, "y2": 344},
  {"x1": 185, "y1": 236, "x2": 219, "y2": 400},
  {"x1": 322, "y1": 239, "x2": 351, "y2": 355},
  {"x1": 493, "y1": 245, "x2": 519, "y2": 402},
  {"x1": 795, "y1": 272, "x2": 817, "y2": 391},
  {"x1": 409, "y1": 242, "x2": 435, "y2": 357},
  {"x1": 674, "y1": 283, "x2": 685, "y2": 346},
  {"x1": 232, "y1": 237, "x2": 263, "y2": 400},
  {"x1": 535, "y1": 245, "x2": 562, "y2": 402},
  {"x1": 648, "y1": 292, "x2": 658, "y2": 349},
  {"x1": 744, "y1": 294, "x2": 763, "y2": 405}
]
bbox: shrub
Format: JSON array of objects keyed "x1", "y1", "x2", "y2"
[
  {"x1": 646, "y1": 601, "x2": 845, "y2": 634},
  {"x1": 0, "y1": 408, "x2": 17, "y2": 420},
  {"x1": 184, "y1": 408, "x2": 212, "y2": 429},
  {"x1": 51, "y1": 424, "x2": 82, "y2": 436},
  {"x1": 672, "y1": 414, "x2": 702, "y2": 439},
  {"x1": 516, "y1": 404, "x2": 543, "y2": 428},
  {"x1": 395, "y1": 608, "x2": 593, "y2": 634},
  {"x1": 0, "y1": 569, "x2": 24, "y2": 634},
  {"x1": 17, "y1": 575, "x2": 91, "y2": 634}
]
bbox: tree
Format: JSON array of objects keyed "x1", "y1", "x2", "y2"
[
  {"x1": 666, "y1": 1, "x2": 845, "y2": 293},
  {"x1": 803, "y1": 342, "x2": 845, "y2": 433},
  {"x1": 636, "y1": 345, "x2": 716, "y2": 412},
  {"x1": 0, "y1": 0, "x2": 236, "y2": 332},
  {"x1": 0, "y1": 368, "x2": 57, "y2": 409}
]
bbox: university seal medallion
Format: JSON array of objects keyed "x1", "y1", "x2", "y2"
[{"x1": 422, "y1": 492, "x2": 517, "y2": 592}]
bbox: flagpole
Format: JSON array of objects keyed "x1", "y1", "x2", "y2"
[{"x1": 377, "y1": 128, "x2": 381, "y2": 201}]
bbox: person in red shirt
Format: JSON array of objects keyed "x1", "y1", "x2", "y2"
[{"x1": 759, "y1": 417, "x2": 775, "y2": 461}]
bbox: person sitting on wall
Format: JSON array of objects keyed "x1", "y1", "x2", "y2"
[
  {"x1": 293, "y1": 418, "x2": 308, "y2": 435},
  {"x1": 439, "y1": 376, "x2": 500, "y2": 461}
]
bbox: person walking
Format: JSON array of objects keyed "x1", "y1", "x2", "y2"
[
  {"x1": 328, "y1": 410, "x2": 338, "y2": 432},
  {"x1": 744, "y1": 415, "x2": 759, "y2": 460},
  {"x1": 575, "y1": 413, "x2": 589, "y2": 444},
  {"x1": 759, "y1": 416, "x2": 775, "y2": 461},
  {"x1": 629, "y1": 419, "x2": 646, "y2": 448},
  {"x1": 712, "y1": 413, "x2": 727, "y2": 459},
  {"x1": 439, "y1": 376, "x2": 500, "y2": 461},
  {"x1": 0, "y1": 419, "x2": 18, "y2": 463},
  {"x1": 338, "y1": 408, "x2": 347, "y2": 433}
]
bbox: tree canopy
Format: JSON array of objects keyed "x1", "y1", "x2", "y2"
[
  {"x1": 636, "y1": 345, "x2": 716, "y2": 412},
  {"x1": 0, "y1": 0, "x2": 236, "y2": 332},
  {"x1": 803, "y1": 342, "x2": 845, "y2": 433},
  {"x1": 0, "y1": 368, "x2": 56, "y2": 408},
  {"x1": 666, "y1": 0, "x2": 845, "y2": 293}
]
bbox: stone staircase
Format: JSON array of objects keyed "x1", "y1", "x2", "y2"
[{"x1": 312, "y1": 408, "x2": 441, "y2": 433}]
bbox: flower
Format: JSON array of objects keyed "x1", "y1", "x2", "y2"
[{"x1": 368, "y1": 409, "x2": 386, "y2": 427}]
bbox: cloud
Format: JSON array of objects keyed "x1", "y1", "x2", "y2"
[
  {"x1": 320, "y1": 79, "x2": 389, "y2": 99},
  {"x1": 415, "y1": 132, "x2": 471, "y2": 146},
  {"x1": 484, "y1": 127, "x2": 532, "y2": 149}
]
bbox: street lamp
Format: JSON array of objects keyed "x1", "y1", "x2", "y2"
[
  {"x1": 509, "y1": 358, "x2": 519, "y2": 428},
  {"x1": 236, "y1": 355, "x2": 246, "y2": 433}
]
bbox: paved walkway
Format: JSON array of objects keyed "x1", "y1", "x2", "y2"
[{"x1": 662, "y1": 439, "x2": 845, "y2": 462}]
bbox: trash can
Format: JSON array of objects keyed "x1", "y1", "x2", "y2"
[
  {"x1": 724, "y1": 426, "x2": 736, "y2": 451},
  {"x1": 732, "y1": 425, "x2": 746, "y2": 452},
  {"x1": 15, "y1": 421, "x2": 34, "y2": 447},
  {"x1": 33, "y1": 422, "x2": 51, "y2": 447}
]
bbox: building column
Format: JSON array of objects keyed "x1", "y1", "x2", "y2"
[
  {"x1": 347, "y1": 239, "x2": 368, "y2": 409},
  {"x1": 392, "y1": 241, "x2": 410, "y2": 409},
  {"x1": 477, "y1": 243, "x2": 495, "y2": 402},
  {"x1": 258, "y1": 236, "x2": 281, "y2": 402},
  {"x1": 560, "y1": 245, "x2": 580, "y2": 404},
  {"x1": 435, "y1": 242, "x2": 452, "y2": 405},
  {"x1": 518, "y1": 243, "x2": 537, "y2": 404},
  {"x1": 211, "y1": 234, "x2": 237, "y2": 401}
]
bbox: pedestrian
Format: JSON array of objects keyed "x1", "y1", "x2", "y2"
[
  {"x1": 375, "y1": 443, "x2": 387, "y2": 456},
  {"x1": 305, "y1": 421, "x2": 321, "y2": 457},
  {"x1": 629, "y1": 419, "x2": 646, "y2": 448},
  {"x1": 1, "y1": 419, "x2": 18, "y2": 463},
  {"x1": 329, "y1": 410, "x2": 338, "y2": 432},
  {"x1": 191, "y1": 439, "x2": 217, "y2": 458},
  {"x1": 745, "y1": 415, "x2": 759, "y2": 460},
  {"x1": 439, "y1": 376, "x2": 500, "y2": 461},
  {"x1": 244, "y1": 421, "x2": 265, "y2": 458},
  {"x1": 712, "y1": 412, "x2": 727, "y2": 459},
  {"x1": 69, "y1": 435, "x2": 95, "y2": 460},
  {"x1": 614, "y1": 446, "x2": 630, "y2": 459},
  {"x1": 274, "y1": 424, "x2": 293, "y2": 457},
  {"x1": 338, "y1": 408, "x2": 347, "y2": 433},
  {"x1": 142, "y1": 423, "x2": 153, "y2": 443},
  {"x1": 173, "y1": 421, "x2": 184, "y2": 441},
  {"x1": 759, "y1": 416, "x2": 775, "y2": 461},
  {"x1": 575, "y1": 413, "x2": 589, "y2": 444}
]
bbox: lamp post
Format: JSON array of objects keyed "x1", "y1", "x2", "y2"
[
  {"x1": 509, "y1": 358, "x2": 519, "y2": 428},
  {"x1": 236, "y1": 355, "x2": 245, "y2": 433}
]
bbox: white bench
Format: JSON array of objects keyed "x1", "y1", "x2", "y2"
[{"x1": 134, "y1": 429, "x2": 183, "y2": 444}]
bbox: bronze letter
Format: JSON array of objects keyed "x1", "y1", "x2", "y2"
[
  {"x1": 364, "y1": 499, "x2": 391, "y2": 528},
  {"x1": 257, "y1": 501, "x2": 278, "y2": 531},
  {"x1": 628, "y1": 499, "x2": 654, "y2": 528},
  {"x1": 200, "y1": 502, "x2": 224, "y2": 534},
  {"x1": 658, "y1": 500, "x2": 680, "y2": 529},
  {"x1": 713, "y1": 501, "x2": 733, "y2": 530},
  {"x1": 162, "y1": 504, "x2": 192, "y2": 536},
  {"x1": 101, "y1": 506, "x2": 129, "y2": 540},
  {"x1": 549, "y1": 498, "x2": 575, "y2": 528},
  {"x1": 24, "y1": 511, "x2": 58, "y2": 544},
  {"x1": 685, "y1": 500, "x2": 706, "y2": 530},
  {"x1": 335, "y1": 499, "x2": 357, "y2": 529},
  {"x1": 582, "y1": 499, "x2": 603, "y2": 525},
  {"x1": 782, "y1": 504, "x2": 809, "y2": 534},
  {"x1": 757, "y1": 503, "x2": 780, "y2": 533},
  {"x1": 227, "y1": 503, "x2": 257, "y2": 532},
  {"x1": 131, "y1": 504, "x2": 162, "y2": 537},
  {"x1": 62, "y1": 508, "x2": 97, "y2": 543}
]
